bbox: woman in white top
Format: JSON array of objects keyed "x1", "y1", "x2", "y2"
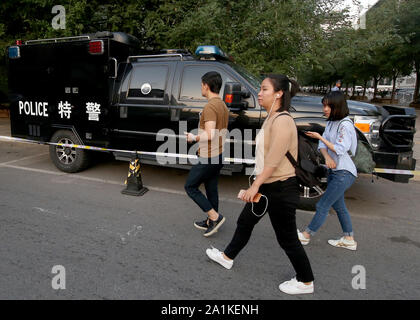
[
  {"x1": 298, "y1": 91, "x2": 358, "y2": 250},
  {"x1": 205, "y1": 74, "x2": 315, "y2": 295}
]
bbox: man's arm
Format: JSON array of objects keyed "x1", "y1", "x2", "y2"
[
  {"x1": 186, "y1": 120, "x2": 216, "y2": 142},
  {"x1": 196, "y1": 120, "x2": 216, "y2": 142}
]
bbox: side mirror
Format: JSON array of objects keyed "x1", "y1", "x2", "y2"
[
  {"x1": 223, "y1": 82, "x2": 248, "y2": 110},
  {"x1": 241, "y1": 88, "x2": 250, "y2": 99}
]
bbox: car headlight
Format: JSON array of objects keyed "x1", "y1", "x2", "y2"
[{"x1": 353, "y1": 115, "x2": 382, "y2": 149}]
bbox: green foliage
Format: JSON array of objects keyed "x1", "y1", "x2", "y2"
[
  {"x1": 0, "y1": 0, "x2": 418, "y2": 100},
  {"x1": 302, "y1": 0, "x2": 419, "y2": 101},
  {"x1": 396, "y1": 0, "x2": 420, "y2": 100}
]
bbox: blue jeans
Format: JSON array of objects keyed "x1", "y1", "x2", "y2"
[
  {"x1": 306, "y1": 170, "x2": 356, "y2": 236},
  {"x1": 184, "y1": 154, "x2": 224, "y2": 213}
]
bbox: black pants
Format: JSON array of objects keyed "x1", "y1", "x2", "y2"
[
  {"x1": 224, "y1": 177, "x2": 314, "y2": 283},
  {"x1": 184, "y1": 155, "x2": 224, "y2": 213}
]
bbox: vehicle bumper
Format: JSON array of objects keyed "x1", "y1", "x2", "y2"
[{"x1": 373, "y1": 150, "x2": 416, "y2": 183}]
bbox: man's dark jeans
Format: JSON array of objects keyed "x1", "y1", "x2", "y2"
[{"x1": 184, "y1": 154, "x2": 224, "y2": 213}]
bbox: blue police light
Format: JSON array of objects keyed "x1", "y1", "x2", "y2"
[
  {"x1": 195, "y1": 45, "x2": 229, "y2": 60},
  {"x1": 8, "y1": 46, "x2": 21, "y2": 59}
]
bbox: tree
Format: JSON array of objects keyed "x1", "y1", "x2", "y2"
[
  {"x1": 0, "y1": 0, "x2": 370, "y2": 95},
  {"x1": 396, "y1": 0, "x2": 420, "y2": 104}
]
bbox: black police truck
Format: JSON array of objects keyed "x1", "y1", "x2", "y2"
[{"x1": 6, "y1": 31, "x2": 417, "y2": 209}]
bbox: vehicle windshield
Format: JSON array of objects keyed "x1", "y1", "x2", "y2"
[{"x1": 227, "y1": 62, "x2": 263, "y2": 91}]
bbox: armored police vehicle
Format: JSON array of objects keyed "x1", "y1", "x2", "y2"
[{"x1": 6, "y1": 32, "x2": 417, "y2": 210}]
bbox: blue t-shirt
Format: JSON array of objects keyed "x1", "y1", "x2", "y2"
[{"x1": 318, "y1": 117, "x2": 358, "y2": 177}]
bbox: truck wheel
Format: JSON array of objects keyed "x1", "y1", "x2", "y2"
[
  {"x1": 298, "y1": 181, "x2": 327, "y2": 211},
  {"x1": 49, "y1": 130, "x2": 91, "y2": 173}
]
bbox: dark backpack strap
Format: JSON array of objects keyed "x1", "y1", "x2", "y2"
[
  {"x1": 273, "y1": 112, "x2": 298, "y2": 166},
  {"x1": 285, "y1": 151, "x2": 298, "y2": 168}
]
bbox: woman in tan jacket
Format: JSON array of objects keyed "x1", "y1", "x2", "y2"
[{"x1": 206, "y1": 74, "x2": 315, "y2": 295}]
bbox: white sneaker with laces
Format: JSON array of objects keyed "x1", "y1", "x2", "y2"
[
  {"x1": 279, "y1": 277, "x2": 314, "y2": 295},
  {"x1": 297, "y1": 229, "x2": 310, "y2": 245},
  {"x1": 328, "y1": 237, "x2": 357, "y2": 251},
  {"x1": 206, "y1": 247, "x2": 233, "y2": 270}
]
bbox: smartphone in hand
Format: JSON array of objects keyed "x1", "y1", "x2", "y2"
[
  {"x1": 238, "y1": 189, "x2": 262, "y2": 202},
  {"x1": 253, "y1": 193, "x2": 262, "y2": 203}
]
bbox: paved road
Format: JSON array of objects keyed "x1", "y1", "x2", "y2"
[{"x1": 0, "y1": 116, "x2": 419, "y2": 300}]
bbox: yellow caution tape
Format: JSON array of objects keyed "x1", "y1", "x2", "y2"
[
  {"x1": 373, "y1": 168, "x2": 420, "y2": 176},
  {"x1": 1, "y1": 135, "x2": 419, "y2": 175}
]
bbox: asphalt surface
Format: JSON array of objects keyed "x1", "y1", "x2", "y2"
[{"x1": 0, "y1": 115, "x2": 420, "y2": 300}]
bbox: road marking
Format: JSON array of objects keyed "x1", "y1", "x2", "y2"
[
  {"x1": 0, "y1": 152, "x2": 49, "y2": 166},
  {"x1": 0, "y1": 162, "x2": 245, "y2": 204},
  {"x1": 96, "y1": 225, "x2": 143, "y2": 245},
  {"x1": 0, "y1": 164, "x2": 66, "y2": 176},
  {"x1": 32, "y1": 207, "x2": 70, "y2": 219}
]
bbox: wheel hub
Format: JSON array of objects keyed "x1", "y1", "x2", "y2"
[{"x1": 56, "y1": 138, "x2": 77, "y2": 165}]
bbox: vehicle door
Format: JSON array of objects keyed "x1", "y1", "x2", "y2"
[
  {"x1": 115, "y1": 61, "x2": 174, "y2": 151},
  {"x1": 170, "y1": 63, "x2": 258, "y2": 161}
]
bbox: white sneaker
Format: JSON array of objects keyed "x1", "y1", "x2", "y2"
[
  {"x1": 297, "y1": 229, "x2": 310, "y2": 246},
  {"x1": 206, "y1": 247, "x2": 233, "y2": 270},
  {"x1": 328, "y1": 237, "x2": 357, "y2": 251},
  {"x1": 279, "y1": 277, "x2": 314, "y2": 295}
]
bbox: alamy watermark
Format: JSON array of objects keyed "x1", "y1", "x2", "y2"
[
  {"x1": 155, "y1": 122, "x2": 260, "y2": 168},
  {"x1": 51, "y1": 265, "x2": 66, "y2": 290},
  {"x1": 52, "y1": 5, "x2": 66, "y2": 30},
  {"x1": 351, "y1": 265, "x2": 367, "y2": 290}
]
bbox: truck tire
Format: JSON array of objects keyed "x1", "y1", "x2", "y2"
[
  {"x1": 298, "y1": 181, "x2": 327, "y2": 211},
  {"x1": 49, "y1": 130, "x2": 91, "y2": 173}
]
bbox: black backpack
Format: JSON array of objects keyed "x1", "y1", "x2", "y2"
[{"x1": 274, "y1": 113, "x2": 324, "y2": 188}]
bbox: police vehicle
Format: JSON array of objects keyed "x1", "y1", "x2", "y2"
[{"x1": 6, "y1": 32, "x2": 417, "y2": 210}]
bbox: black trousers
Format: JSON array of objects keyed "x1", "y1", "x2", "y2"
[
  {"x1": 184, "y1": 155, "x2": 224, "y2": 213},
  {"x1": 224, "y1": 177, "x2": 314, "y2": 283}
]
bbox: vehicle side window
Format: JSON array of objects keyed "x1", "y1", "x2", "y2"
[
  {"x1": 128, "y1": 65, "x2": 168, "y2": 99},
  {"x1": 179, "y1": 65, "x2": 234, "y2": 101}
]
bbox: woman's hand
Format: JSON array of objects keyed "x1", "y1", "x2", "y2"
[
  {"x1": 239, "y1": 185, "x2": 259, "y2": 203},
  {"x1": 305, "y1": 131, "x2": 322, "y2": 140},
  {"x1": 325, "y1": 154, "x2": 337, "y2": 169}
]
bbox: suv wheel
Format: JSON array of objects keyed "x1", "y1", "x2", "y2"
[
  {"x1": 298, "y1": 179, "x2": 327, "y2": 211},
  {"x1": 49, "y1": 130, "x2": 91, "y2": 173}
]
